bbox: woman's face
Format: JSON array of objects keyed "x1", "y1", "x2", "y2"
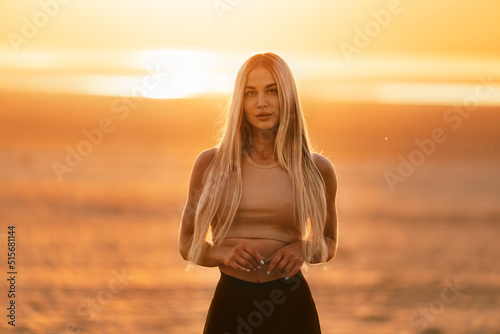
[{"x1": 243, "y1": 68, "x2": 280, "y2": 131}]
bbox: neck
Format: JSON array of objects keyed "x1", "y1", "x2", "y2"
[{"x1": 247, "y1": 126, "x2": 278, "y2": 161}]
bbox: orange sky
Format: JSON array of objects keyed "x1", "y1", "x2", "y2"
[
  {"x1": 1, "y1": 0, "x2": 499, "y2": 105},
  {"x1": 1, "y1": 0, "x2": 499, "y2": 57}
]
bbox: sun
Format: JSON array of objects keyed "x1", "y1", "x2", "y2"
[{"x1": 138, "y1": 49, "x2": 233, "y2": 99}]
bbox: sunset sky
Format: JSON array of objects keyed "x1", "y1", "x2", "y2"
[
  {"x1": 1, "y1": 0, "x2": 499, "y2": 103},
  {"x1": 1, "y1": 0, "x2": 499, "y2": 55}
]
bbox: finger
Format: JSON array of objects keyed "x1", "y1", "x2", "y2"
[
  {"x1": 267, "y1": 253, "x2": 284, "y2": 275},
  {"x1": 243, "y1": 246, "x2": 265, "y2": 267},
  {"x1": 274, "y1": 255, "x2": 289, "y2": 274},
  {"x1": 264, "y1": 253, "x2": 274, "y2": 264},
  {"x1": 235, "y1": 256, "x2": 258, "y2": 272},
  {"x1": 283, "y1": 267, "x2": 300, "y2": 280},
  {"x1": 282, "y1": 261, "x2": 296, "y2": 275},
  {"x1": 234, "y1": 263, "x2": 252, "y2": 273},
  {"x1": 235, "y1": 248, "x2": 259, "y2": 270},
  {"x1": 227, "y1": 255, "x2": 253, "y2": 272},
  {"x1": 282, "y1": 262, "x2": 300, "y2": 279},
  {"x1": 243, "y1": 251, "x2": 261, "y2": 269}
]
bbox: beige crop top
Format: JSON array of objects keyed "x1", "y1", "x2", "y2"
[{"x1": 215, "y1": 151, "x2": 300, "y2": 243}]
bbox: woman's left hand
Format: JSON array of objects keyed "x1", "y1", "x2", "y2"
[{"x1": 265, "y1": 240, "x2": 304, "y2": 279}]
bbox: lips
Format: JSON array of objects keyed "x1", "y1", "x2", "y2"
[{"x1": 256, "y1": 112, "x2": 272, "y2": 117}]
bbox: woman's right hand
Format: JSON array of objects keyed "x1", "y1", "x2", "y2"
[{"x1": 215, "y1": 241, "x2": 265, "y2": 273}]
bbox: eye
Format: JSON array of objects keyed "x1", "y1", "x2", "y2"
[
  {"x1": 245, "y1": 90, "x2": 256, "y2": 96},
  {"x1": 266, "y1": 88, "x2": 278, "y2": 95}
]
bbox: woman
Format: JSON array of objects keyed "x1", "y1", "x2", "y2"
[{"x1": 179, "y1": 52, "x2": 338, "y2": 333}]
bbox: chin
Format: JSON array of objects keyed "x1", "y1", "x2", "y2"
[{"x1": 252, "y1": 123, "x2": 279, "y2": 131}]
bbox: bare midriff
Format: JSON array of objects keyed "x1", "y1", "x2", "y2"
[{"x1": 218, "y1": 237, "x2": 295, "y2": 283}]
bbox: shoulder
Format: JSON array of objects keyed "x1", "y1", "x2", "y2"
[
  {"x1": 311, "y1": 153, "x2": 337, "y2": 185},
  {"x1": 190, "y1": 147, "x2": 218, "y2": 179},
  {"x1": 195, "y1": 147, "x2": 218, "y2": 165},
  {"x1": 312, "y1": 153, "x2": 335, "y2": 176}
]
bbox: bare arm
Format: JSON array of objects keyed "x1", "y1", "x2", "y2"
[
  {"x1": 178, "y1": 147, "x2": 217, "y2": 262},
  {"x1": 313, "y1": 153, "x2": 339, "y2": 262},
  {"x1": 178, "y1": 148, "x2": 264, "y2": 271}
]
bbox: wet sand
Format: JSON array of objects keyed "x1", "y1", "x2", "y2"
[{"x1": 0, "y1": 92, "x2": 499, "y2": 333}]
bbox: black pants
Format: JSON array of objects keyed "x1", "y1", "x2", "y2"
[{"x1": 203, "y1": 271, "x2": 322, "y2": 334}]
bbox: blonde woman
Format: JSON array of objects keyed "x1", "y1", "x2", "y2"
[{"x1": 179, "y1": 52, "x2": 338, "y2": 333}]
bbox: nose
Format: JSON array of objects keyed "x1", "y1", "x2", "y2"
[{"x1": 257, "y1": 92, "x2": 268, "y2": 108}]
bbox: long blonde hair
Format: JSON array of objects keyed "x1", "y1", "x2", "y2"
[{"x1": 188, "y1": 52, "x2": 328, "y2": 265}]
